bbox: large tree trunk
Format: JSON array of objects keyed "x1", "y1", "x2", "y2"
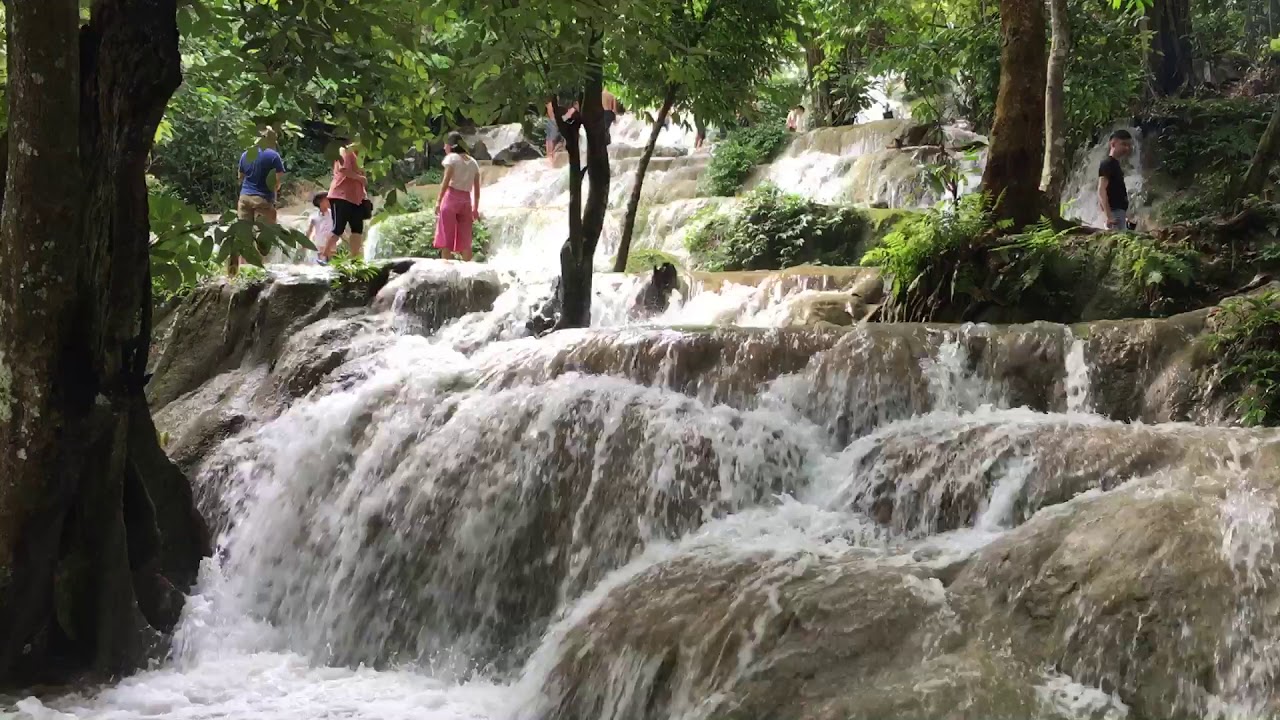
[
  {"x1": 557, "y1": 33, "x2": 612, "y2": 329},
  {"x1": 0, "y1": 0, "x2": 86, "y2": 675},
  {"x1": 0, "y1": 0, "x2": 210, "y2": 685},
  {"x1": 980, "y1": 0, "x2": 1047, "y2": 229},
  {"x1": 1040, "y1": 0, "x2": 1072, "y2": 205},
  {"x1": 804, "y1": 42, "x2": 832, "y2": 129},
  {"x1": 1233, "y1": 98, "x2": 1280, "y2": 204},
  {"x1": 613, "y1": 84, "x2": 678, "y2": 273},
  {"x1": 1147, "y1": 0, "x2": 1193, "y2": 97}
]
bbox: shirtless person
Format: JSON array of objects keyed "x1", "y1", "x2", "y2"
[{"x1": 601, "y1": 88, "x2": 620, "y2": 146}]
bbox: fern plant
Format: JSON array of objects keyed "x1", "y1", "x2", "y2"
[
  {"x1": 862, "y1": 194, "x2": 1008, "y2": 301},
  {"x1": 329, "y1": 254, "x2": 380, "y2": 289},
  {"x1": 1209, "y1": 291, "x2": 1280, "y2": 427}
]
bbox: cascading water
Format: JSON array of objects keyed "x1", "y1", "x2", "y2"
[{"x1": 17, "y1": 120, "x2": 1280, "y2": 720}]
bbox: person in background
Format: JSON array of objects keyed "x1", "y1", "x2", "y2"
[
  {"x1": 694, "y1": 116, "x2": 707, "y2": 151},
  {"x1": 433, "y1": 132, "x2": 482, "y2": 262},
  {"x1": 230, "y1": 126, "x2": 285, "y2": 277},
  {"x1": 602, "y1": 88, "x2": 620, "y2": 145},
  {"x1": 1098, "y1": 129, "x2": 1134, "y2": 231},
  {"x1": 307, "y1": 191, "x2": 334, "y2": 263},
  {"x1": 544, "y1": 99, "x2": 564, "y2": 166},
  {"x1": 786, "y1": 105, "x2": 806, "y2": 132},
  {"x1": 323, "y1": 139, "x2": 368, "y2": 261}
]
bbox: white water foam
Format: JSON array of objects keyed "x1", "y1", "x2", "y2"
[{"x1": 17, "y1": 118, "x2": 1280, "y2": 720}]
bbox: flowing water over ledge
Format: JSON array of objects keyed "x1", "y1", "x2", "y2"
[
  {"x1": 11, "y1": 117, "x2": 1275, "y2": 719},
  {"x1": 15, "y1": 257, "x2": 1280, "y2": 720}
]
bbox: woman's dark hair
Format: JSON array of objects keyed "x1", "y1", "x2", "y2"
[{"x1": 446, "y1": 131, "x2": 470, "y2": 155}]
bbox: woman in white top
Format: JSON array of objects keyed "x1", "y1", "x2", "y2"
[{"x1": 433, "y1": 132, "x2": 482, "y2": 261}]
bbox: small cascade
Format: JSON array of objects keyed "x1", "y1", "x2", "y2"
[{"x1": 1065, "y1": 331, "x2": 1095, "y2": 414}]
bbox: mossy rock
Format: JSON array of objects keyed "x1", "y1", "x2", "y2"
[{"x1": 614, "y1": 248, "x2": 682, "y2": 274}]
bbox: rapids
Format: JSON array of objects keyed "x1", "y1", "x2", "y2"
[{"x1": 11, "y1": 119, "x2": 1280, "y2": 720}]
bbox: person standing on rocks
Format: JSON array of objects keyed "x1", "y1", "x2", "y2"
[
  {"x1": 322, "y1": 139, "x2": 368, "y2": 262},
  {"x1": 786, "y1": 105, "x2": 806, "y2": 132},
  {"x1": 545, "y1": 95, "x2": 578, "y2": 167},
  {"x1": 307, "y1": 191, "x2": 334, "y2": 264},
  {"x1": 433, "y1": 132, "x2": 482, "y2": 262},
  {"x1": 230, "y1": 126, "x2": 286, "y2": 277},
  {"x1": 602, "y1": 88, "x2": 620, "y2": 145},
  {"x1": 1098, "y1": 129, "x2": 1134, "y2": 231}
]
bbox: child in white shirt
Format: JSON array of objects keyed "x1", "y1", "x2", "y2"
[{"x1": 308, "y1": 191, "x2": 335, "y2": 264}]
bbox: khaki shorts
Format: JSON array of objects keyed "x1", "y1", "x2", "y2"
[{"x1": 237, "y1": 194, "x2": 277, "y2": 224}]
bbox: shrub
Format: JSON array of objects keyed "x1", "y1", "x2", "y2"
[
  {"x1": 702, "y1": 125, "x2": 791, "y2": 197},
  {"x1": 375, "y1": 210, "x2": 491, "y2": 261},
  {"x1": 685, "y1": 183, "x2": 869, "y2": 271},
  {"x1": 151, "y1": 86, "x2": 333, "y2": 212},
  {"x1": 1105, "y1": 232, "x2": 1195, "y2": 295},
  {"x1": 372, "y1": 192, "x2": 426, "y2": 225},
  {"x1": 1209, "y1": 291, "x2": 1280, "y2": 427},
  {"x1": 329, "y1": 255, "x2": 380, "y2": 290},
  {"x1": 416, "y1": 168, "x2": 444, "y2": 185},
  {"x1": 862, "y1": 193, "x2": 1007, "y2": 305},
  {"x1": 1152, "y1": 98, "x2": 1272, "y2": 179}
]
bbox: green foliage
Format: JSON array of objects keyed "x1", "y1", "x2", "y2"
[
  {"x1": 235, "y1": 265, "x2": 268, "y2": 285},
  {"x1": 1104, "y1": 232, "x2": 1197, "y2": 293},
  {"x1": 181, "y1": 0, "x2": 445, "y2": 182},
  {"x1": 685, "y1": 183, "x2": 868, "y2": 271},
  {"x1": 151, "y1": 85, "x2": 331, "y2": 212},
  {"x1": 374, "y1": 210, "x2": 492, "y2": 261},
  {"x1": 1152, "y1": 97, "x2": 1272, "y2": 179},
  {"x1": 150, "y1": 87, "x2": 251, "y2": 212},
  {"x1": 148, "y1": 190, "x2": 315, "y2": 300},
  {"x1": 1210, "y1": 291, "x2": 1280, "y2": 426},
  {"x1": 1062, "y1": 0, "x2": 1148, "y2": 154},
  {"x1": 702, "y1": 125, "x2": 791, "y2": 196},
  {"x1": 609, "y1": 0, "x2": 791, "y2": 132},
  {"x1": 329, "y1": 255, "x2": 380, "y2": 289},
  {"x1": 811, "y1": 0, "x2": 1141, "y2": 144},
  {"x1": 1191, "y1": 0, "x2": 1248, "y2": 58},
  {"x1": 417, "y1": 168, "x2": 445, "y2": 186},
  {"x1": 616, "y1": 248, "x2": 681, "y2": 274},
  {"x1": 372, "y1": 191, "x2": 426, "y2": 225},
  {"x1": 1159, "y1": 172, "x2": 1234, "y2": 224},
  {"x1": 754, "y1": 70, "x2": 808, "y2": 125},
  {"x1": 1150, "y1": 97, "x2": 1275, "y2": 221},
  {"x1": 862, "y1": 193, "x2": 1010, "y2": 303}
]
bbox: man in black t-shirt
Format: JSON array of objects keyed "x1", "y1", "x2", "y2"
[{"x1": 1098, "y1": 129, "x2": 1134, "y2": 231}]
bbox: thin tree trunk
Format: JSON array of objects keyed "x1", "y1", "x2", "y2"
[
  {"x1": 1233, "y1": 98, "x2": 1280, "y2": 204},
  {"x1": 558, "y1": 33, "x2": 611, "y2": 329},
  {"x1": 1041, "y1": 0, "x2": 1072, "y2": 204},
  {"x1": 980, "y1": 0, "x2": 1048, "y2": 229},
  {"x1": 1147, "y1": 0, "x2": 1193, "y2": 97},
  {"x1": 613, "y1": 84, "x2": 678, "y2": 273},
  {"x1": 0, "y1": 0, "x2": 209, "y2": 684}
]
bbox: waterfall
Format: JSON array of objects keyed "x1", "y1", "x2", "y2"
[{"x1": 21, "y1": 119, "x2": 1280, "y2": 720}]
